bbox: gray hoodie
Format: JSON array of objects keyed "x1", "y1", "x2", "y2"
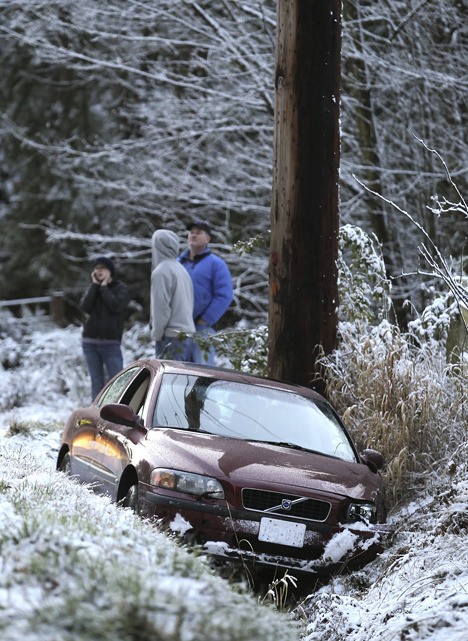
[{"x1": 150, "y1": 230, "x2": 195, "y2": 341}]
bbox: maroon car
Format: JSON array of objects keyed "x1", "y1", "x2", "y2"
[{"x1": 57, "y1": 360, "x2": 387, "y2": 574}]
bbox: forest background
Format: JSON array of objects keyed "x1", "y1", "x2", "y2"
[{"x1": 0, "y1": 0, "x2": 466, "y2": 331}]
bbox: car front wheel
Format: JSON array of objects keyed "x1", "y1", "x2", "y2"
[
  {"x1": 58, "y1": 453, "x2": 71, "y2": 474},
  {"x1": 122, "y1": 484, "x2": 139, "y2": 513}
]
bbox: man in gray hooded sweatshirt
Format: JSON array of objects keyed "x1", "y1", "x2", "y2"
[{"x1": 151, "y1": 229, "x2": 195, "y2": 360}]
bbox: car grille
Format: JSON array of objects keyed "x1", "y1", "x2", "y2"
[{"x1": 242, "y1": 488, "x2": 331, "y2": 522}]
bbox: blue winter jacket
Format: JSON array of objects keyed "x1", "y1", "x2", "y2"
[{"x1": 178, "y1": 248, "x2": 233, "y2": 327}]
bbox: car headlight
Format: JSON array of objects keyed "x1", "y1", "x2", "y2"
[
  {"x1": 150, "y1": 468, "x2": 225, "y2": 500},
  {"x1": 346, "y1": 502, "x2": 376, "y2": 523}
]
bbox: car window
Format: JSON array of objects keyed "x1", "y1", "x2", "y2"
[
  {"x1": 120, "y1": 369, "x2": 151, "y2": 417},
  {"x1": 96, "y1": 366, "x2": 141, "y2": 408},
  {"x1": 152, "y1": 373, "x2": 357, "y2": 462}
]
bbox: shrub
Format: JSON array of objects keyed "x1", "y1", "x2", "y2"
[
  {"x1": 337, "y1": 224, "x2": 391, "y2": 324},
  {"x1": 320, "y1": 318, "x2": 466, "y2": 508}
]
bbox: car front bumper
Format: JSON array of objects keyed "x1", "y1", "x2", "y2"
[{"x1": 140, "y1": 486, "x2": 389, "y2": 573}]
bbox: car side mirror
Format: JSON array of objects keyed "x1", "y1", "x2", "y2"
[
  {"x1": 100, "y1": 403, "x2": 147, "y2": 433},
  {"x1": 360, "y1": 448, "x2": 384, "y2": 473}
]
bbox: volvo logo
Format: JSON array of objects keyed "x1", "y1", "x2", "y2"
[{"x1": 281, "y1": 499, "x2": 292, "y2": 510}]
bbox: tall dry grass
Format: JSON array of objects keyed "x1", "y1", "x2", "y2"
[{"x1": 321, "y1": 320, "x2": 466, "y2": 510}]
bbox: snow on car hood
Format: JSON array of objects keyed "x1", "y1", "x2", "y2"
[{"x1": 143, "y1": 428, "x2": 381, "y2": 501}]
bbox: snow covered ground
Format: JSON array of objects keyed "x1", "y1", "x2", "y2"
[
  {"x1": 302, "y1": 477, "x2": 468, "y2": 640},
  {"x1": 0, "y1": 316, "x2": 467, "y2": 640}
]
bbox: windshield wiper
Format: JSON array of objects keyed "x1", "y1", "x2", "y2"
[{"x1": 251, "y1": 439, "x2": 318, "y2": 453}]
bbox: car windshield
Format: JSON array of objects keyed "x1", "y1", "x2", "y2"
[{"x1": 152, "y1": 374, "x2": 357, "y2": 462}]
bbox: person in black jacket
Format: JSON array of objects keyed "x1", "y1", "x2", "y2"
[{"x1": 80, "y1": 256, "x2": 130, "y2": 400}]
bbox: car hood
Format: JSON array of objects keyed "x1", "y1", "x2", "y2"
[{"x1": 143, "y1": 429, "x2": 381, "y2": 501}]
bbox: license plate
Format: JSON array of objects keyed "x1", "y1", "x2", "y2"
[{"x1": 258, "y1": 517, "x2": 306, "y2": 548}]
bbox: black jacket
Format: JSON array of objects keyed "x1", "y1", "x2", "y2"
[{"x1": 80, "y1": 280, "x2": 130, "y2": 341}]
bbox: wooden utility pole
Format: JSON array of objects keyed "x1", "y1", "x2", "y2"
[{"x1": 268, "y1": 0, "x2": 341, "y2": 391}]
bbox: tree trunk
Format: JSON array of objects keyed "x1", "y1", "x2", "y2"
[{"x1": 268, "y1": 0, "x2": 341, "y2": 392}]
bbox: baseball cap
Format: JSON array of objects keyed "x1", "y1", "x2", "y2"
[{"x1": 186, "y1": 219, "x2": 211, "y2": 236}]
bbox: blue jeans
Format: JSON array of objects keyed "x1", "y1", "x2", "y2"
[
  {"x1": 189, "y1": 323, "x2": 216, "y2": 365},
  {"x1": 82, "y1": 340, "x2": 123, "y2": 401},
  {"x1": 156, "y1": 336, "x2": 193, "y2": 361}
]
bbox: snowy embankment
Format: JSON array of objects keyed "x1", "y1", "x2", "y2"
[
  {"x1": 0, "y1": 432, "x2": 300, "y2": 641},
  {"x1": 1, "y1": 317, "x2": 467, "y2": 641},
  {"x1": 302, "y1": 471, "x2": 468, "y2": 641}
]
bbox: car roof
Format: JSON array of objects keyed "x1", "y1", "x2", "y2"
[{"x1": 132, "y1": 358, "x2": 326, "y2": 402}]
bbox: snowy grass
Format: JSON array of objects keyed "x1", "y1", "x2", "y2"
[
  {"x1": 300, "y1": 460, "x2": 468, "y2": 641},
  {"x1": 0, "y1": 439, "x2": 300, "y2": 641},
  {"x1": 321, "y1": 320, "x2": 466, "y2": 509}
]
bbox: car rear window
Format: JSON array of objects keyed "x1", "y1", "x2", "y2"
[{"x1": 152, "y1": 374, "x2": 357, "y2": 462}]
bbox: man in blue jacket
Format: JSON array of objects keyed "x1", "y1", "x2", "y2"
[{"x1": 178, "y1": 220, "x2": 233, "y2": 364}]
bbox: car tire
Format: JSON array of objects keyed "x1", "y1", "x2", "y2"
[
  {"x1": 58, "y1": 453, "x2": 71, "y2": 474},
  {"x1": 122, "y1": 484, "x2": 139, "y2": 513}
]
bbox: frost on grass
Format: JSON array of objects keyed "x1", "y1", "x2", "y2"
[
  {"x1": 0, "y1": 446, "x2": 300, "y2": 641},
  {"x1": 302, "y1": 470, "x2": 468, "y2": 641}
]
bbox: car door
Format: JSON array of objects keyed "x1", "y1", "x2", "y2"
[
  {"x1": 93, "y1": 368, "x2": 152, "y2": 499},
  {"x1": 68, "y1": 406, "x2": 101, "y2": 484}
]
